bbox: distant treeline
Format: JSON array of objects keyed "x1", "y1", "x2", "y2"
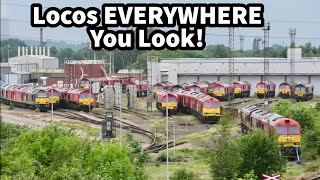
[{"x1": 1, "y1": 38, "x2": 319, "y2": 72}]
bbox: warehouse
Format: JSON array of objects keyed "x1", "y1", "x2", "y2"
[{"x1": 149, "y1": 50, "x2": 320, "y2": 96}]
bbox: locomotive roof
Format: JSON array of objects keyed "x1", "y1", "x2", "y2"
[
  {"x1": 250, "y1": 109, "x2": 270, "y2": 120},
  {"x1": 260, "y1": 113, "x2": 284, "y2": 125},
  {"x1": 214, "y1": 82, "x2": 232, "y2": 87},
  {"x1": 241, "y1": 105, "x2": 260, "y2": 114},
  {"x1": 234, "y1": 81, "x2": 251, "y2": 85},
  {"x1": 257, "y1": 81, "x2": 276, "y2": 85},
  {"x1": 295, "y1": 83, "x2": 314, "y2": 88}
]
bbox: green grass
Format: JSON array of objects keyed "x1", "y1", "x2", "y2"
[
  {"x1": 283, "y1": 159, "x2": 320, "y2": 179},
  {"x1": 147, "y1": 148, "x2": 211, "y2": 180},
  {"x1": 53, "y1": 121, "x2": 100, "y2": 137}
]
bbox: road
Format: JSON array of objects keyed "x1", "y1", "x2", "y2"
[{"x1": 1, "y1": 112, "x2": 47, "y2": 128}]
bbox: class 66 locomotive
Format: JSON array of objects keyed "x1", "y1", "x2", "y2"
[
  {"x1": 155, "y1": 90, "x2": 178, "y2": 115},
  {"x1": 240, "y1": 105, "x2": 301, "y2": 162},
  {"x1": 1, "y1": 84, "x2": 50, "y2": 112}
]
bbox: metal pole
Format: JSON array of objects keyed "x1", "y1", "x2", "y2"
[
  {"x1": 120, "y1": 84, "x2": 122, "y2": 146},
  {"x1": 109, "y1": 51, "x2": 112, "y2": 76},
  {"x1": 166, "y1": 92, "x2": 169, "y2": 180},
  {"x1": 51, "y1": 83, "x2": 53, "y2": 123},
  {"x1": 7, "y1": 45, "x2": 10, "y2": 61},
  {"x1": 173, "y1": 121, "x2": 176, "y2": 159}
]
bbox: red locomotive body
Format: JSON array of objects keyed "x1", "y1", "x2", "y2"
[
  {"x1": 234, "y1": 81, "x2": 251, "y2": 98},
  {"x1": 256, "y1": 81, "x2": 276, "y2": 98},
  {"x1": 58, "y1": 88, "x2": 94, "y2": 112},
  {"x1": 189, "y1": 83, "x2": 208, "y2": 93},
  {"x1": 155, "y1": 90, "x2": 178, "y2": 115},
  {"x1": 211, "y1": 82, "x2": 234, "y2": 101}
]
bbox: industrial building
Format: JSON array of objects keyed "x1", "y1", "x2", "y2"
[
  {"x1": 8, "y1": 46, "x2": 59, "y2": 73},
  {"x1": 149, "y1": 50, "x2": 320, "y2": 96},
  {"x1": 1, "y1": 46, "x2": 60, "y2": 85},
  {"x1": 2, "y1": 71, "x2": 31, "y2": 85}
]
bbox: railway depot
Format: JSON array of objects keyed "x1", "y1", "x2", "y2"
[{"x1": 150, "y1": 49, "x2": 320, "y2": 96}]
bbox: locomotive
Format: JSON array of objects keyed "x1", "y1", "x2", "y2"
[
  {"x1": 176, "y1": 90, "x2": 221, "y2": 123},
  {"x1": 278, "y1": 82, "x2": 296, "y2": 99},
  {"x1": 58, "y1": 88, "x2": 94, "y2": 112},
  {"x1": 234, "y1": 81, "x2": 251, "y2": 98},
  {"x1": 294, "y1": 83, "x2": 314, "y2": 101},
  {"x1": 1, "y1": 84, "x2": 50, "y2": 112},
  {"x1": 240, "y1": 105, "x2": 301, "y2": 162},
  {"x1": 256, "y1": 81, "x2": 276, "y2": 98},
  {"x1": 211, "y1": 82, "x2": 234, "y2": 101},
  {"x1": 155, "y1": 90, "x2": 178, "y2": 115}
]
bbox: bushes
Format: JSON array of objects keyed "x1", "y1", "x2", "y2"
[
  {"x1": 171, "y1": 168, "x2": 197, "y2": 180},
  {"x1": 0, "y1": 124, "x2": 148, "y2": 179}
]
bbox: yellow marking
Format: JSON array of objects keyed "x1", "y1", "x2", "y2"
[
  {"x1": 213, "y1": 91, "x2": 225, "y2": 96},
  {"x1": 280, "y1": 89, "x2": 290, "y2": 94},
  {"x1": 256, "y1": 88, "x2": 265, "y2": 94},
  {"x1": 161, "y1": 102, "x2": 177, "y2": 110},
  {"x1": 49, "y1": 96, "x2": 60, "y2": 104},
  {"x1": 235, "y1": 88, "x2": 241, "y2": 94},
  {"x1": 203, "y1": 107, "x2": 221, "y2": 117},
  {"x1": 79, "y1": 98, "x2": 94, "y2": 106},
  {"x1": 295, "y1": 91, "x2": 305, "y2": 97},
  {"x1": 153, "y1": 89, "x2": 160, "y2": 94},
  {"x1": 35, "y1": 98, "x2": 49, "y2": 104},
  {"x1": 278, "y1": 135, "x2": 301, "y2": 148}
]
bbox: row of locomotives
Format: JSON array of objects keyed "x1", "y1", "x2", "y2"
[
  {"x1": 294, "y1": 83, "x2": 314, "y2": 101},
  {"x1": 211, "y1": 82, "x2": 234, "y2": 101},
  {"x1": 256, "y1": 81, "x2": 276, "y2": 98},
  {"x1": 1, "y1": 84, "x2": 50, "y2": 112},
  {"x1": 278, "y1": 82, "x2": 296, "y2": 99},
  {"x1": 155, "y1": 90, "x2": 178, "y2": 115},
  {"x1": 240, "y1": 105, "x2": 301, "y2": 162},
  {"x1": 58, "y1": 88, "x2": 94, "y2": 112},
  {"x1": 234, "y1": 81, "x2": 251, "y2": 98},
  {"x1": 152, "y1": 82, "x2": 177, "y2": 95},
  {"x1": 176, "y1": 90, "x2": 221, "y2": 123}
]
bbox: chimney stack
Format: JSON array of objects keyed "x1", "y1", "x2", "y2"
[
  {"x1": 40, "y1": 28, "x2": 43, "y2": 47},
  {"x1": 26, "y1": 47, "x2": 29, "y2": 55},
  {"x1": 47, "y1": 47, "x2": 50, "y2": 57},
  {"x1": 43, "y1": 46, "x2": 46, "y2": 56},
  {"x1": 35, "y1": 46, "x2": 38, "y2": 55},
  {"x1": 18, "y1": 46, "x2": 21, "y2": 56},
  {"x1": 22, "y1": 46, "x2": 25, "y2": 56},
  {"x1": 30, "y1": 47, "x2": 33, "y2": 55},
  {"x1": 39, "y1": 46, "x2": 42, "y2": 55}
]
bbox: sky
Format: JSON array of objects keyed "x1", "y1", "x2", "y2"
[{"x1": 1, "y1": 0, "x2": 320, "y2": 50}]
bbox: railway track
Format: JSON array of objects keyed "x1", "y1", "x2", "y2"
[
  {"x1": 113, "y1": 105, "x2": 149, "y2": 120},
  {"x1": 54, "y1": 109, "x2": 156, "y2": 147}
]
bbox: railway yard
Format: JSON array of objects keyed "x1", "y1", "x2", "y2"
[{"x1": 1, "y1": 93, "x2": 320, "y2": 179}]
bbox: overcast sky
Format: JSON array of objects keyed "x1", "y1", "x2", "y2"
[{"x1": 1, "y1": 0, "x2": 319, "y2": 49}]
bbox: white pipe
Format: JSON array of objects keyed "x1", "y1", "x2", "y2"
[
  {"x1": 39, "y1": 46, "x2": 42, "y2": 55},
  {"x1": 47, "y1": 47, "x2": 50, "y2": 57},
  {"x1": 35, "y1": 46, "x2": 38, "y2": 55},
  {"x1": 26, "y1": 47, "x2": 29, "y2": 55},
  {"x1": 43, "y1": 46, "x2": 46, "y2": 56},
  {"x1": 18, "y1": 46, "x2": 21, "y2": 56},
  {"x1": 22, "y1": 47, "x2": 25, "y2": 56},
  {"x1": 30, "y1": 47, "x2": 33, "y2": 55}
]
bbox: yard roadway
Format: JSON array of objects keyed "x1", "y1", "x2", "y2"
[{"x1": 1, "y1": 112, "x2": 47, "y2": 128}]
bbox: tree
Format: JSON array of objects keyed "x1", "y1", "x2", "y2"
[
  {"x1": 207, "y1": 112, "x2": 243, "y2": 180},
  {"x1": 237, "y1": 130, "x2": 286, "y2": 176},
  {"x1": 0, "y1": 38, "x2": 27, "y2": 62},
  {"x1": 0, "y1": 125, "x2": 148, "y2": 179}
]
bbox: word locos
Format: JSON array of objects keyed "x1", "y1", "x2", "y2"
[
  {"x1": 31, "y1": 3, "x2": 264, "y2": 50},
  {"x1": 31, "y1": 3, "x2": 264, "y2": 27}
]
